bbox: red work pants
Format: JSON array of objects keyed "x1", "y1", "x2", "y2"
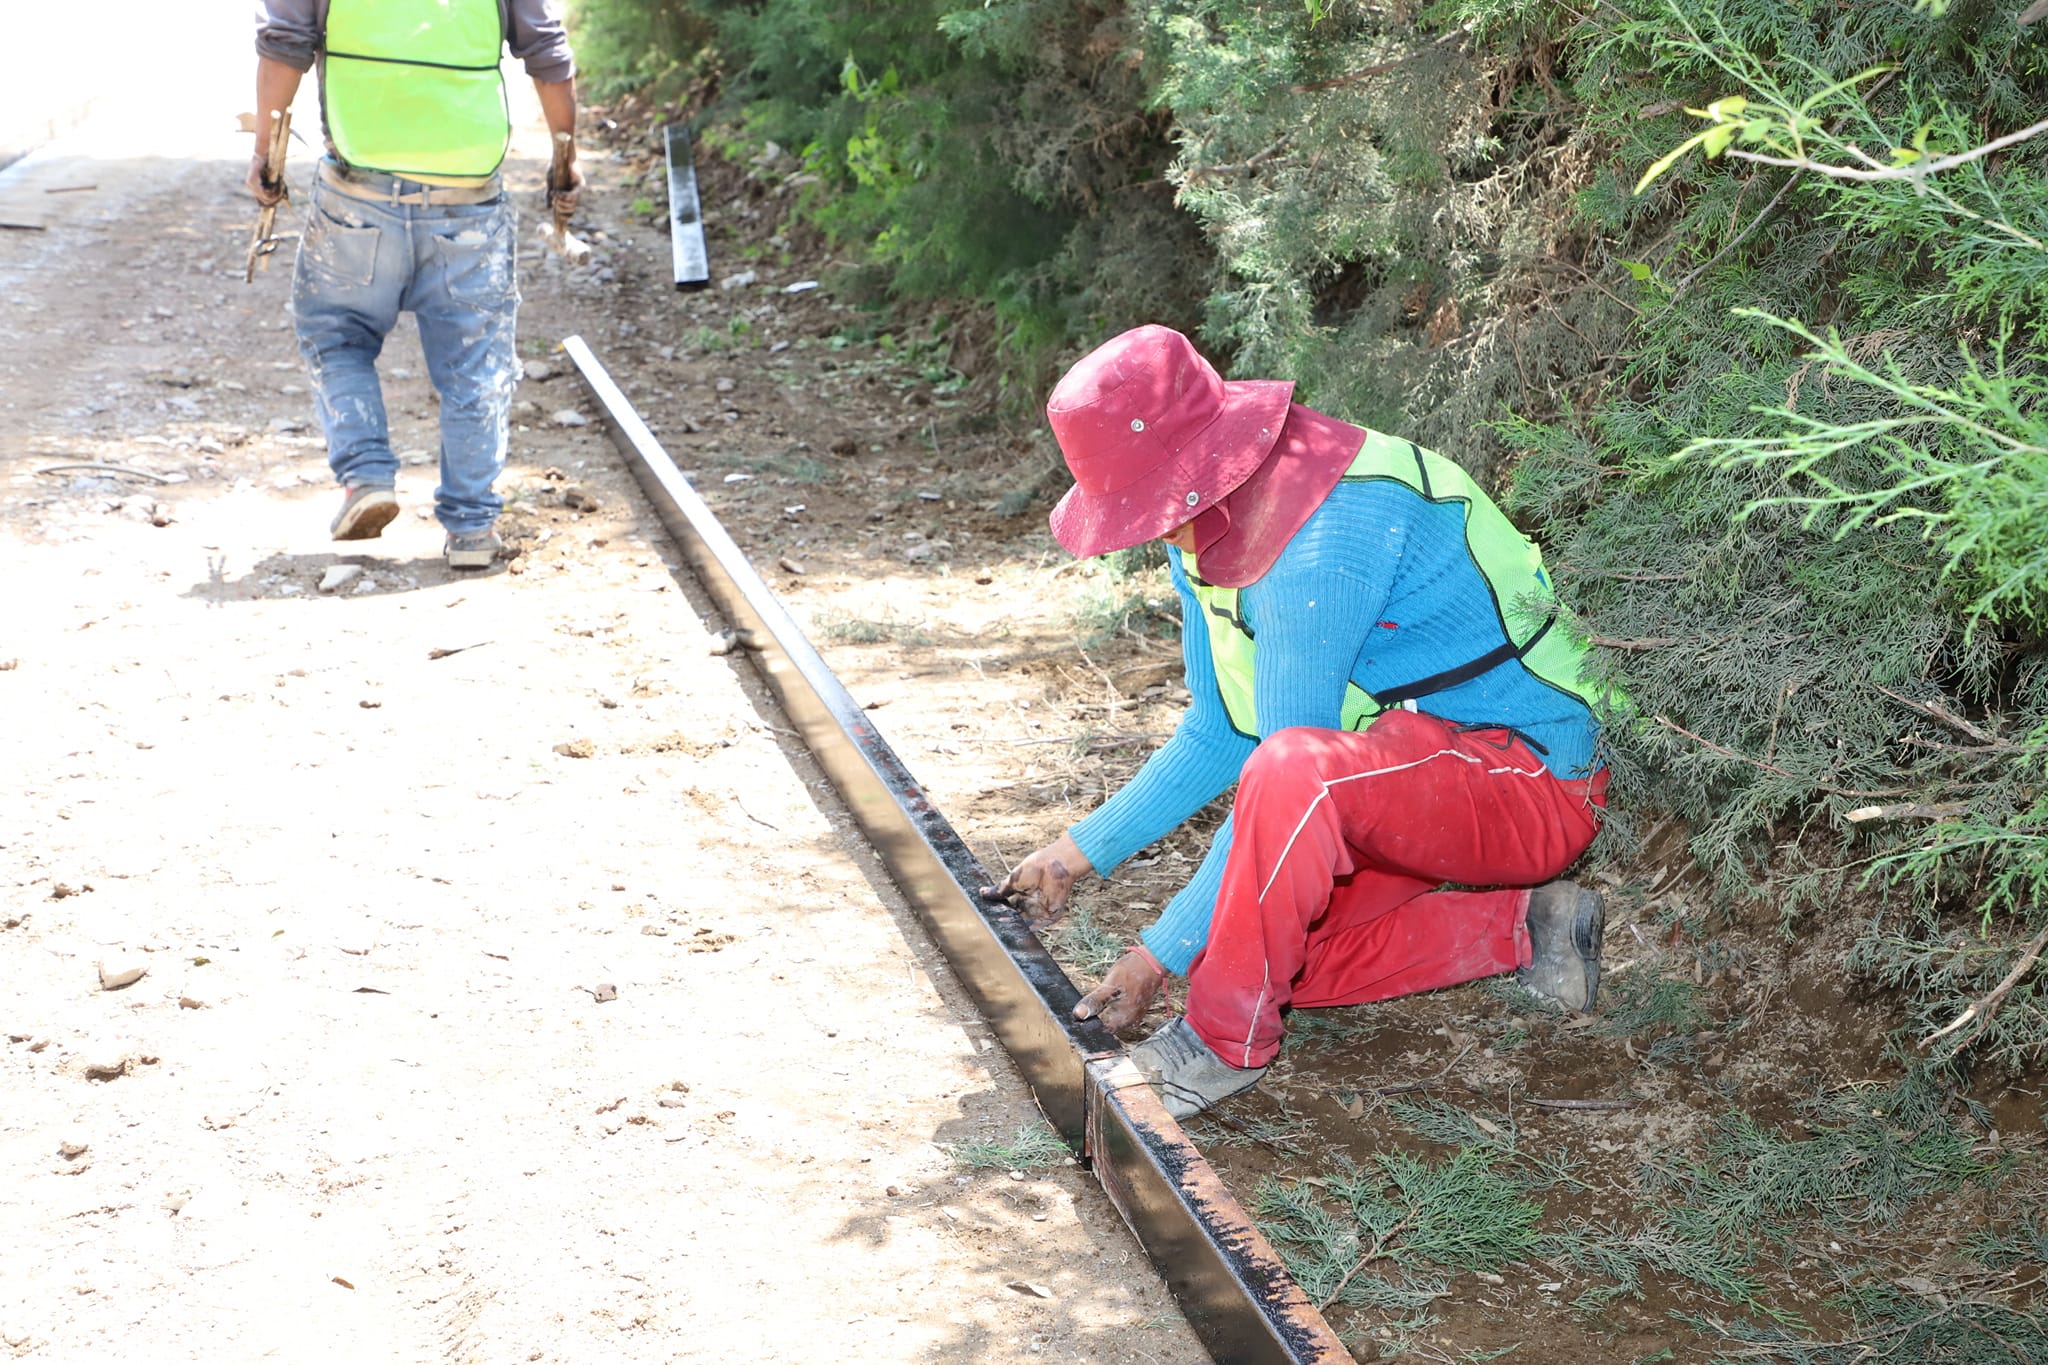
[{"x1": 1184, "y1": 711, "x2": 1606, "y2": 1069}]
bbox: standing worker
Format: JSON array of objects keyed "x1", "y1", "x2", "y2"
[
  {"x1": 987, "y1": 325, "x2": 1613, "y2": 1119},
  {"x1": 248, "y1": 0, "x2": 583, "y2": 568}
]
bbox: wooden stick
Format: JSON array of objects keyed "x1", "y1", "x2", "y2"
[
  {"x1": 1874, "y1": 684, "x2": 2002, "y2": 747},
  {"x1": 34, "y1": 462, "x2": 172, "y2": 483},
  {"x1": 1919, "y1": 921, "x2": 2048, "y2": 1052},
  {"x1": 1520, "y1": 1096, "x2": 1640, "y2": 1111},
  {"x1": 245, "y1": 110, "x2": 291, "y2": 284},
  {"x1": 1843, "y1": 801, "x2": 1970, "y2": 824}
]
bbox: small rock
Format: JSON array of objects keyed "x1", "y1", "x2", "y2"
[
  {"x1": 553, "y1": 738, "x2": 596, "y2": 759},
  {"x1": 829, "y1": 437, "x2": 857, "y2": 457},
  {"x1": 319, "y1": 565, "x2": 364, "y2": 594},
  {"x1": 389, "y1": 367, "x2": 415, "y2": 380},
  {"x1": 777, "y1": 556, "x2": 805, "y2": 575},
  {"x1": 551, "y1": 409, "x2": 588, "y2": 428},
  {"x1": 268, "y1": 416, "x2": 309, "y2": 433},
  {"x1": 714, "y1": 377, "x2": 737, "y2": 393},
  {"x1": 96, "y1": 962, "x2": 147, "y2": 991},
  {"x1": 707, "y1": 629, "x2": 761, "y2": 656},
  {"x1": 903, "y1": 543, "x2": 934, "y2": 564},
  {"x1": 1005, "y1": 1282, "x2": 1053, "y2": 1300},
  {"x1": 84, "y1": 1058, "x2": 131, "y2": 1081},
  {"x1": 178, "y1": 996, "x2": 206, "y2": 1010},
  {"x1": 591, "y1": 983, "x2": 618, "y2": 1003},
  {"x1": 523, "y1": 359, "x2": 556, "y2": 382},
  {"x1": 658, "y1": 1094, "x2": 687, "y2": 1109},
  {"x1": 58, "y1": 1142, "x2": 88, "y2": 1160},
  {"x1": 563, "y1": 487, "x2": 600, "y2": 512},
  {"x1": 717, "y1": 270, "x2": 757, "y2": 291}
]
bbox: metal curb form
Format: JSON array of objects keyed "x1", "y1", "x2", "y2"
[
  {"x1": 564, "y1": 336, "x2": 1349, "y2": 1365},
  {"x1": 662, "y1": 123, "x2": 711, "y2": 291}
]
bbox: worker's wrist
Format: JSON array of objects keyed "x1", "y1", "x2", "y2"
[{"x1": 1124, "y1": 942, "x2": 1168, "y2": 980}]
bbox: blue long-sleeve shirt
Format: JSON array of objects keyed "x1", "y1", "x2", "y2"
[{"x1": 1069, "y1": 478, "x2": 1600, "y2": 975}]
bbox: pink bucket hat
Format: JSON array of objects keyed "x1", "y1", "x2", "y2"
[{"x1": 1046, "y1": 325, "x2": 1293, "y2": 558}]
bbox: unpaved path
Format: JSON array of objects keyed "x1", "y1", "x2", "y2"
[{"x1": 0, "y1": 12, "x2": 1206, "y2": 1364}]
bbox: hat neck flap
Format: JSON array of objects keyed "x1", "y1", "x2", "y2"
[{"x1": 1190, "y1": 404, "x2": 1365, "y2": 589}]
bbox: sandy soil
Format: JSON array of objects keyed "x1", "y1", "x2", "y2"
[{"x1": 0, "y1": 19, "x2": 1207, "y2": 1365}]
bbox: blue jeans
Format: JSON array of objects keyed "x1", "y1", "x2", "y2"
[{"x1": 290, "y1": 163, "x2": 520, "y2": 535}]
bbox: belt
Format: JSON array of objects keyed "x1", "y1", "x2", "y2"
[{"x1": 319, "y1": 161, "x2": 502, "y2": 207}]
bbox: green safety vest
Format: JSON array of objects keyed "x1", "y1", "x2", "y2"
[
  {"x1": 1184, "y1": 430, "x2": 1602, "y2": 739},
  {"x1": 323, "y1": 0, "x2": 511, "y2": 179}
]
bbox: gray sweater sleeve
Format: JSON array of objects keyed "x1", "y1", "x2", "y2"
[
  {"x1": 509, "y1": 0, "x2": 577, "y2": 84},
  {"x1": 254, "y1": 0, "x2": 320, "y2": 72},
  {"x1": 254, "y1": 1, "x2": 575, "y2": 83}
]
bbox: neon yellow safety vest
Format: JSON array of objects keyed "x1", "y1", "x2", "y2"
[
  {"x1": 323, "y1": 0, "x2": 511, "y2": 179},
  {"x1": 1184, "y1": 430, "x2": 1603, "y2": 739}
]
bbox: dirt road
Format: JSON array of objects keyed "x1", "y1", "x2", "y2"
[{"x1": 0, "y1": 16, "x2": 1206, "y2": 1364}]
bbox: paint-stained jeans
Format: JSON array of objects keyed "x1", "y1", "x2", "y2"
[{"x1": 291, "y1": 165, "x2": 519, "y2": 534}]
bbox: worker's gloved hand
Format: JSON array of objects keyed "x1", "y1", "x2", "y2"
[
  {"x1": 981, "y1": 832, "x2": 1092, "y2": 927},
  {"x1": 245, "y1": 151, "x2": 287, "y2": 208},
  {"x1": 547, "y1": 156, "x2": 585, "y2": 217},
  {"x1": 1073, "y1": 945, "x2": 1166, "y2": 1033}
]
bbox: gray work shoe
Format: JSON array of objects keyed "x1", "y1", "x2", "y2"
[
  {"x1": 331, "y1": 484, "x2": 399, "y2": 541},
  {"x1": 444, "y1": 527, "x2": 503, "y2": 569},
  {"x1": 1126, "y1": 1016, "x2": 1266, "y2": 1120},
  {"x1": 1517, "y1": 880, "x2": 1604, "y2": 1011}
]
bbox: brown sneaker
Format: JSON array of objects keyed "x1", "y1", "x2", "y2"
[
  {"x1": 330, "y1": 485, "x2": 399, "y2": 541},
  {"x1": 1126, "y1": 1016, "x2": 1266, "y2": 1120},
  {"x1": 444, "y1": 527, "x2": 503, "y2": 569}
]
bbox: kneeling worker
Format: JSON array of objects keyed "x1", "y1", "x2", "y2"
[{"x1": 988, "y1": 325, "x2": 1612, "y2": 1119}]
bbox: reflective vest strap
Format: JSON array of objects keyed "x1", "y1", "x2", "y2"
[
  {"x1": 322, "y1": 48, "x2": 503, "y2": 73},
  {"x1": 1370, "y1": 612, "x2": 1555, "y2": 708}
]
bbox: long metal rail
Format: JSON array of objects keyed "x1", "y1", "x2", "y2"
[{"x1": 564, "y1": 336, "x2": 1350, "y2": 1365}]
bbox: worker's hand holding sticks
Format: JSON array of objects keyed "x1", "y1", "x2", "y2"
[
  {"x1": 541, "y1": 130, "x2": 591, "y2": 263},
  {"x1": 244, "y1": 110, "x2": 292, "y2": 283}
]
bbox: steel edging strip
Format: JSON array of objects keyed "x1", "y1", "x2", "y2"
[
  {"x1": 662, "y1": 122, "x2": 711, "y2": 291},
  {"x1": 563, "y1": 335, "x2": 1350, "y2": 1365}
]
